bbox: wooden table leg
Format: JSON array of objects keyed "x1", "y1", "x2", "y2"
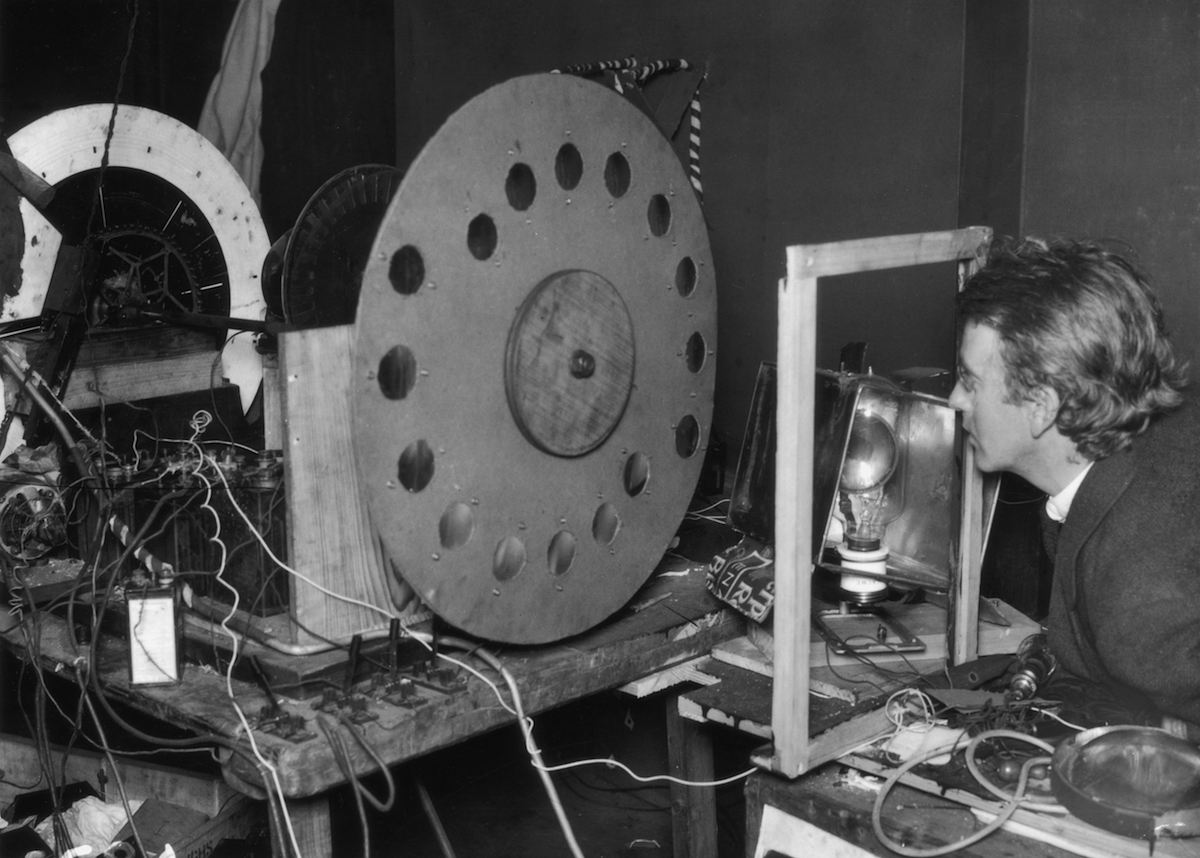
[
  {"x1": 667, "y1": 695, "x2": 717, "y2": 858},
  {"x1": 276, "y1": 793, "x2": 333, "y2": 858}
]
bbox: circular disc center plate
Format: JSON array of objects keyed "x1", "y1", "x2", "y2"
[{"x1": 506, "y1": 269, "x2": 634, "y2": 457}]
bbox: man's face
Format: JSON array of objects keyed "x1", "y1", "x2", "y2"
[{"x1": 948, "y1": 322, "x2": 1041, "y2": 476}]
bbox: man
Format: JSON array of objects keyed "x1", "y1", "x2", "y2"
[{"x1": 949, "y1": 236, "x2": 1200, "y2": 737}]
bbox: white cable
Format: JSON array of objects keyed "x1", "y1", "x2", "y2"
[
  {"x1": 186, "y1": 447, "x2": 304, "y2": 858},
  {"x1": 411, "y1": 632, "x2": 762, "y2": 788},
  {"x1": 1031, "y1": 705, "x2": 1087, "y2": 732},
  {"x1": 872, "y1": 729, "x2": 1069, "y2": 857},
  {"x1": 209, "y1": 461, "x2": 402, "y2": 624},
  {"x1": 536, "y1": 754, "x2": 758, "y2": 788}
]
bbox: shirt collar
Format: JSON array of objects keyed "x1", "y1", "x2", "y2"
[{"x1": 1045, "y1": 461, "x2": 1095, "y2": 523}]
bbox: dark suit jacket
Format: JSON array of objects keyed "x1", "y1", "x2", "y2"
[{"x1": 1046, "y1": 397, "x2": 1200, "y2": 728}]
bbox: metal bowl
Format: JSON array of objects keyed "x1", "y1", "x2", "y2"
[{"x1": 1051, "y1": 724, "x2": 1200, "y2": 840}]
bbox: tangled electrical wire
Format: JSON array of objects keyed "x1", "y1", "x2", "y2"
[{"x1": 853, "y1": 678, "x2": 1091, "y2": 857}]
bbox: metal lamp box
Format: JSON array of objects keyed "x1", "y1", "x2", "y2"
[{"x1": 729, "y1": 364, "x2": 962, "y2": 594}]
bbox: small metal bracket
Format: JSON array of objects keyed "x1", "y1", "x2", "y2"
[{"x1": 812, "y1": 606, "x2": 926, "y2": 656}]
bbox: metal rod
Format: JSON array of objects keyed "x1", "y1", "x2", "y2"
[{"x1": 415, "y1": 775, "x2": 458, "y2": 858}]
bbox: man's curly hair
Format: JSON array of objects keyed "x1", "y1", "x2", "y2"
[{"x1": 956, "y1": 237, "x2": 1187, "y2": 460}]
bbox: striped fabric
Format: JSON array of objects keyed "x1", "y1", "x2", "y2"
[{"x1": 553, "y1": 57, "x2": 705, "y2": 202}]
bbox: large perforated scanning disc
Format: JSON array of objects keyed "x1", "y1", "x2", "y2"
[{"x1": 353, "y1": 73, "x2": 717, "y2": 644}]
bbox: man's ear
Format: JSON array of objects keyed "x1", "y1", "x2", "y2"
[{"x1": 1027, "y1": 385, "x2": 1061, "y2": 438}]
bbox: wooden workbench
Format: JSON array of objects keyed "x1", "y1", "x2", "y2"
[
  {"x1": 678, "y1": 615, "x2": 1200, "y2": 858},
  {"x1": 2, "y1": 556, "x2": 743, "y2": 856},
  {"x1": 745, "y1": 764, "x2": 1084, "y2": 858}
]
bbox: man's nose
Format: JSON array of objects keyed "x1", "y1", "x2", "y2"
[{"x1": 948, "y1": 382, "x2": 967, "y2": 412}]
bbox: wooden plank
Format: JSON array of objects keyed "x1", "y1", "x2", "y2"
[
  {"x1": 844, "y1": 754, "x2": 1197, "y2": 858},
  {"x1": 666, "y1": 698, "x2": 717, "y2": 858},
  {"x1": 714, "y1": 600, "x2": 1039, "y2": 677},
  {"x1": 0, "y1": 732, "x2": 237, "y2": 818},
  {"x1": 970, "y1": 807, "x2": 1188, "y2": 858},
  {"x1": 617, "y1": 655, "x2": 717, "y2": 698},
  {"x1": 952, "y1": 435, "x2": 984, "y2": 664},
  {"x1": 770, "y1": 273, "x2": 817, "y2": 776},
  {"x1": 679, "y1": 661, "x2": 774, "y2": 739},
  {"x1": 951, "y1": 250, "x2": 989, "y2": 666},
  {"x1": 800, "y1": 707, "x2": 894, "y2": 771},
  {"x1": 279, "y1": 325, "x2": 396, "y2": 643},
  {"x1": 261, "y1": 351, "x2": 284, "y2": 451},
  {"x1": 285, "y1": 795, "x2": 333, "y2": 858},
  {"x1": 61, "y1": 350, "x2": 229, "y2": 410},
  {"x1": 710, "y1": 635, "x2": 772, "y2": 676},
  {"x1": 745, "y1": 765, "x2": 1081, "y2": 858},
  {"x1": 753, "y1": 804, "x2": 877, "y2": 858},
  {"x1": 785, "y1": 227, "x2": 991, "y2": 280}
]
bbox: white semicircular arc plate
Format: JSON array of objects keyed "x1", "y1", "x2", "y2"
[{"x1": 7, "y1": 104, "x2": 269, "y2": 413}]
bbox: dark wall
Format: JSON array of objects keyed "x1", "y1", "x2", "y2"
[
  {"x1": 1022, "y1": 0, "x2": 1200, "y2": 367},
  {"x1": 764, "y1": 3, "x2": 966, "y2": 400},
  {"x1": 19, "y1": 2, "x2": 1200, "y2": 451},
  {"x1": 0, "y1": 0, "x2": 237, "y2": 136},
  {"x1": 0, "y1": 1, "x2": 978, "y2": 450},
  {"x1": 1, "y1": 1, "x2": 396, "y2": 246},
  {"x1": 396, "y1": 0, "x2": 968, "y2": 445},
  {"x1": 259, "y1": 0, "x2": 396, "y2": 239}
]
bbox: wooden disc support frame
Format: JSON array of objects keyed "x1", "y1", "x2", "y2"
[
  {"x1": 7, "y1": 104, "x2": 269, "y2": 414},
  {"x1": 353, "y1": 74, "x2": 718, "y2": 644}
]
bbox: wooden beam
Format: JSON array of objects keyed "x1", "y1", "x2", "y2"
[
  {"x1": 950, "y1": 251, "x2": 989, "y2": 666},
  {"x1": 0, "y1": 732, "x2": 237, "y2": 817},
  {"x1": 770, "y1": 272, "x2": 817, "y2": 776},
  {"x1": 785, "y1": 227, "x2": 991, "y2": 280},
  {"x1": 667, "y1": 698, "x2": 718, "y2": 858},
  {"x1": 62, "y1": 350, "x2": 228, "y2": 410}
]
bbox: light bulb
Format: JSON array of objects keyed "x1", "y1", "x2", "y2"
[{"x1": 835, "y1": 391, "x2": 904, "y2": 604}]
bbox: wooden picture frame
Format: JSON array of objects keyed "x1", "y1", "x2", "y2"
[{"x1": 767, "y1": 227, "x2": 993, "y2": 777}]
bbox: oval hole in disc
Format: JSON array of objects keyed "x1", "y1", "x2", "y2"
[
  {"x1": 675, "y1": 256, "x2": 697, "y2": 297},
  {"x1": 467, "y1": 213, "x2": 498, "y2": 260},
  {"x1": 548, "y1": 530, "x2": 577, "y2": 576},
  {"x1": 623, "y1": 452, "x2": 649, "y2": 497},
  {"x1": 389, "y1": 245, "x2": 424, "y2": 295},
  {"x1": 555, "y1": 143, "x2": 583, "y2": 190},
  {"x1": 647, "y1": 194, "x2": 671, "y2": 236},
  {"x1": 493, "y1": 536, "x2": 527, "y2": 581},
  {"x1": 439, "y1": 502, "x2": 474, "y2": 549},
  {"x1": 506, "y1": 163, "x2": 537, "y2": 211},
  {"x1": 686, "y1": 331, "x2": 706, "y2": 374},
  {"x1": 675, "y1": 415, "x2": 700, "y2": 458},
  {"x1": 592, "y1": 502, "x2": 621, "y2": 545},
  {"x1": 378, "y1": 345, "x2": 417, "y2": 400},
  {"x1": 397, "y1": 439, "x2": 434, "y2": 492},
  {"x1": 605, "y1": 152, "x2": 631, "y2": 198}
]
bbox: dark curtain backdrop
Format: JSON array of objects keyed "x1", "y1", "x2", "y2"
[
  {"x1": 0, "y1": 0, "x2": 237, "y2": 137},
  {"x1": 258, "y1": 0, "x2": 396, "y2": 241}
]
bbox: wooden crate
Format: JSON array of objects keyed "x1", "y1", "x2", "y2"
[
  {"x1": 765, "y1": 227, "x2": 993, "y2": 777},
  {"x1": 274, "y1": 325, "x2": 430, "y2": 645},
  {"x1": 278, "y1": 325, "x2": 397, "y2": 644}
]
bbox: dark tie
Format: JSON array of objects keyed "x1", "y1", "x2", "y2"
[{"x1": 1039, "y1": 507, "x2": 1062, "y2": 560}]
